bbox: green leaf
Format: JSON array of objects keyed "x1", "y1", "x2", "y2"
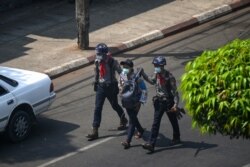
[
  {"x1": 242, "y1": 122, "x2": 248, "y2": 128},
  {"x1": 243, "y1": 78, "x2": 247, "y2": 89},
  {"x1": 180, "y1": 39, "x2": 250, "y2": 139}
]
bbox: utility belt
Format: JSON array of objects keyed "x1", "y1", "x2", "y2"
[
  {"x1": 98, "y1": 81, "x2": 117, "y2": 88},
  {"x1": 152, "y1": 95, "x2": 173, "y2": 104},
  {"x1": 152, "y1": 96, "x2": 174, "y2": 111}
]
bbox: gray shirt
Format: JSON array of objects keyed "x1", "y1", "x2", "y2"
[{"x1": 142, "y1": 69, "x2": 179, "y2": 106}]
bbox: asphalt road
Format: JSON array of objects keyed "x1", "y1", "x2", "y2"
[{"x1": 0, "y1": 8, "x2": 249, "y2": 167}]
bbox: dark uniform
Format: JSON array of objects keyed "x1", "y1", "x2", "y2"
[
  {"x1": 141, "y1": 56, "x2": 181, "y2": 152},
  {"x1": 86, "y1": 43, "x2": 128, "y2": 140}
]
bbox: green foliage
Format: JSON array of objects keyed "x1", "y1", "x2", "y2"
[{"x1": 180, "y1": 39, "x2": 250, "y2": 139}]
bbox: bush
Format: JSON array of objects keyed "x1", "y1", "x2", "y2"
[{"x1": 180, "y1": 39, "x2": 250, "y2": 139}]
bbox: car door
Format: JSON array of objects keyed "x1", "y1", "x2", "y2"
[{"x1": 0, "y1": 85, "x2": 16, "y2": 130}]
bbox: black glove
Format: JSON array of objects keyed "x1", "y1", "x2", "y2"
[
  {"x1": 168, "y1": 107, "x2": 186, "y2": 120},
  {"x1": 175, "y1": 107, "x2": 186, "y2": 120}
]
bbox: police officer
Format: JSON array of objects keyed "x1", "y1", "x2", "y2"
[
  {"x1": 141, "y1": 56, "x2": 182, "y2": 152},
  {"x1": 86, "y1": 43, "x2": 128, "y2": 140}
]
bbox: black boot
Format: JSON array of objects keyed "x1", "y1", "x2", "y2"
[
  {"x1": 117, "y1": 117, "x2": 128, "y2": 130},
  {"x1": 170, "y1": 138, "x2": 181, "y2": 145},
  {"x1": 86, "y1": 127, "x2": 98, "y2": 141},
  {"x1": 121, "y1": 141, "x2": 131, "y2": 149},
  {"x1": 142, "y1": 143, "x2": 154, "y2": 153}
]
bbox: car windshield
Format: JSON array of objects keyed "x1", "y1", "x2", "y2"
[{"x1": 0, "y1": 75, "x2": 18, "y2": 87}]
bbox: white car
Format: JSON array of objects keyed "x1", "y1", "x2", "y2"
[{"x1": 0, "y1": 66, "x2": 56, "y2": 142}]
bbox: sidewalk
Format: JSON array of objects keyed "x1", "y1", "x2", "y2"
[{"x1": 0, "y1": 0, "x2": 249, "y2": 78}]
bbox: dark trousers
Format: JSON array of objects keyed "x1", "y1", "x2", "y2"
[
  {"x1": 126, "y1": 104, "x2": 144, "y2": 143},
  {"x1": 149, "y1": 97, "x2": 180, "y2": 146},
  {"x1": 93, "y1": 83, "x2": 125, "y2": 128}
]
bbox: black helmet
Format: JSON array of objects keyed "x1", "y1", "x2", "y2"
[
  {"x1": 120, "y1": 59, "x2": 134, "y2": 68},
  {"x1": 152, "y1": 56, "x2": 166, "y2": 66},
  {"x1": 95, "y1": 43, "x2": 109, "y2": 55}
]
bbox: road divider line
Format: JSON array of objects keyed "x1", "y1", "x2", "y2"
[{"x1": 37, "y1": 133, "x2": 121, "y2": 167}]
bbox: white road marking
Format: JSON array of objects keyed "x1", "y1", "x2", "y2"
[{"x1": 37, "y1": 132, "x2": 122, "y2": 167}]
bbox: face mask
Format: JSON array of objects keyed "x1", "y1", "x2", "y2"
[
  {"x1": 96, "y1": 55, "x2": 103, "y2": 60},
  {"x1": 96, "y1": 54, "x2": 106, "y2": 61},
  {"x1": 154, "y1": 67, "x2": 161, "y2": 73},
  {"x1": 122, "y1": 68, "x2": 130, "y2": 75}
]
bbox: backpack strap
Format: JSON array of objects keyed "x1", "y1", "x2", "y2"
[{"x1": 133, "y1": 68, "x2": 142, "y2": 82}]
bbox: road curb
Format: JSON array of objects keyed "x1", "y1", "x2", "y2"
[{"x1": 45, "y1": 0, "x2": 250, "y2": 78}]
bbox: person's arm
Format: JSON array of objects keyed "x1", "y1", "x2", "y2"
[
  {"x1": 94, "y1": 61, "x2": 99, "y2": 83},
  {"x1": 92, "y1": 62, "x2": 99, "y2": 91},
  {"x1": 169, "y1": 72, "x2": 179, "y2": 109},
  {"x1": 113, "y1": 59, "x2": 122, "y2": 74},
  {"x1": 118, "y1": 74, "x2": 125, "y2": 92},
  {"x1": 140, "y1": 68, "x2": 156, "y2": 85}
]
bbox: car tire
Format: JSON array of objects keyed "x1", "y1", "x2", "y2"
[{"x1": 7, "y1": 110, "x2": 32, "y2": 142}]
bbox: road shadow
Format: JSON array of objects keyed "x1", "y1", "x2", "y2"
[
  {"x1": 155, "y1": 140, "x2": 218, "y2": 157},
  {"x1": 139, "y1": 130, "x2": 217, "y2": 156},
  {"x1": 146, "y1": 133, "x2": 218, "y2": 156},
  {"x1": 0, "y1": 116, "x2": 80, "y2": 164},
  {"x1": 0, "y1": 0, "x2": 173, "y2": 63}
]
